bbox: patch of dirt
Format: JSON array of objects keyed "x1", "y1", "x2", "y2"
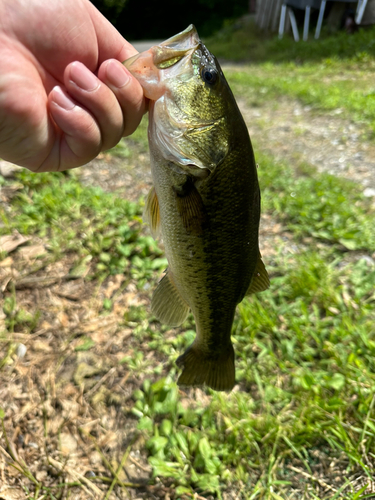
[
  {"x1": 78, "y1": 152, "x2": 152, "y2": 204},
  {"x1": 236, "y1": 91, "x2": 375, "y2": 194},
  {"x1": 0, "y1": 248, "x2": 159, "y2": 498}
]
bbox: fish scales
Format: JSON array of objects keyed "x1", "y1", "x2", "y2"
[{"x1": 124, "y1": 25, "x2": 269, "y2": 391}]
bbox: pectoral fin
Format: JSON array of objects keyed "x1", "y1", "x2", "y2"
[
  {"x1": 246, "y1": 255, "x2": 270, "y2": 295},
  {"x1": 151, "y1": 270, "x2": 190, "y2": 326},
  {"x1": 143, "y1": 186, "x2": 161, "y2": 239},
  {"x1": 174, "y1": 178, "x2": 206, "y2": 235}
]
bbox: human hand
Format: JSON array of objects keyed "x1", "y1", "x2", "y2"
[{"x1": 0, "y1": 0, "x2": 146, "y2": 172}]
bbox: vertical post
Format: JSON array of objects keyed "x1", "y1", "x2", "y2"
[
  {"x1": 279, "y1": 4, "x2": 287, "y2": 38},
  {"x1": 255, "y1": 0, "x2": 285, "y2": 32},
  {"x1": 289, "y1": 8, "x2": 300, "y2": 41},
  {"x1": 303, "y1": 6, "x2": 311, "y2": 41},
  {"x1": 272, "y1": 0, "x2": 285, "y2": 32},
  {"x1": 356, "y1": 0, "x2": 368, "y2": 24},
  {"x1": 315, "y1": 0, "x2": 326, "y2": 39}
]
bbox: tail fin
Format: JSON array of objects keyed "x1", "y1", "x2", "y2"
[{"x1": 176, "y1": 343, "x2": 235, "y2": 392}]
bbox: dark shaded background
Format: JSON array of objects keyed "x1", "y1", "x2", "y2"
[{"x1": 91, "y1": 0, "x2": 249, "y2": 39}]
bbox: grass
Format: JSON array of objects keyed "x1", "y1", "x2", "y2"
[
  {"x1": 259, "y1": 156, "x2": 375, "y2": 250},
  {"x1": 1, "y1": 168, "x2": 166, "y2": 285},
  {"x1": 2, "y1": 143, "x2": 374, "y2": 498},
  {"x1": 206, "y1": 16, "x2": 375, "y2": 64},
  {"x1": 1, "y1": 21, "x2": 375, "y2": 500},
  {"x1": 126, "y1": 155, "x2": 375, "y2": 498},
  {"x1": 206, "y1": 17, "x2": 375, "y2": 137},
  {"x1": 226, "y1": 65, "x2": 375, "y2": 138}
]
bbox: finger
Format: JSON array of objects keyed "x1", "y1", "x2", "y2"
[
  {"x1": 98, "y1": 59, "x2": 147, "y2": 137},
  {"x1": 0, "y1": 45, "x2": 54, "y2": 170},
  {"x1": 64, "y1": 61, "x2": 124, "y2": 151},
  {"x1": 48, "y1": 85, "x2": 101, "y2": 170}
]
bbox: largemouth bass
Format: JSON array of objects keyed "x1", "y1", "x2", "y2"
[{"x1": 125, "y1": 25, "x2": 269, "y2": 391}]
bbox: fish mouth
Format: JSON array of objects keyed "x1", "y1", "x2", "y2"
[
  {"x1": 124, "y1": 25, "x2": 200, "y2": 72},
  {"x1": 157, "y1": 24, "x2": 200, "y2": 51}
]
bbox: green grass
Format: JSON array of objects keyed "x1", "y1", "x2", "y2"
[
  {"x1": 259, "y1": 155, "x2": 375, "y2": 250},
  {"x1": 2, "y1": 149, "x2": 375, "y2": 498},
  {"x1": 127, "y1": 154, "x2": 375, "y2": 499},
  {"x1": 226, "y1": 65, "x2": 375, "y2": 137},
  {"x1": 206, "y1": 16, "x2": 375, "y2": 64},
  {"x1": 3, "y1": 124, "x2": 375, "y2": 500},
  {"x1": 0, "y1": 169, "x2": 165, "y2": 286}
]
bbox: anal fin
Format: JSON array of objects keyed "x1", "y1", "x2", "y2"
[
  {"x1": 176, "y1": 342, "x2": 235, "y2": 392},
  {"x1": 246, "y1": 255, "x2": 270, "y2": 295},
  {"x1": 151, "y1": 270, "x2": 190, "y2": 327},
  {"x1": 143, "y1": 186, "x2": 161, "y2": 239}
]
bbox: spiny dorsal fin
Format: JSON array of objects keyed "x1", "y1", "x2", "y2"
[
  {"x1": 143, "y1": 186, "x2": 161, "y2": 239},
  {"x1": 246, "y1": 255, "x2": 270, "y2": 295},
  {"x1": 151, "y1": 270, "x2": 190, "y2": 327},
  {"x1": 174, "y1": 180, "x2": 206, "y2": 235}
]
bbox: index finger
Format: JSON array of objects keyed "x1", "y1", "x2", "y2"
[{"x1": 97, "y1": 59, "x2": 147, "y2": 137}]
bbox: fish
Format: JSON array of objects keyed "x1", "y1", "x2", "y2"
[{"x1": 124, "y1": 25, "x2": 269, "y2": 391}]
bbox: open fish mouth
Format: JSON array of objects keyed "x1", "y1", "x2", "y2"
[
  {"x1": 157, "y1": 24, "x2": 200, "y2": 51},
  {"x1": 124, "y1": 25, "x2": 200, "y2": 73}
]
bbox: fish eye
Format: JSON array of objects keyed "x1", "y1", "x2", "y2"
[{"x1": 201, "y1": 67, "x2": 218, "y2": 85}]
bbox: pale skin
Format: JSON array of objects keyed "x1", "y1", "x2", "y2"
[{"x1": 0, "y1": 0, "x2": 147, "y2": 172}]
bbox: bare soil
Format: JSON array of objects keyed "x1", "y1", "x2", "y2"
[{"x1": 0, "y1": 65, "x2": 374, "y2": 499}]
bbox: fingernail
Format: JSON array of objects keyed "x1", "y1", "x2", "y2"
[
  {"x1": 106, "y1": 61, "x2": 131, "y2": 88},
  {"x1": 70, "y1": 62, "x2": 98, "y2": 91},
  {"x1": 51, "y1": 86, "x2": 75, "y2": 110}
]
